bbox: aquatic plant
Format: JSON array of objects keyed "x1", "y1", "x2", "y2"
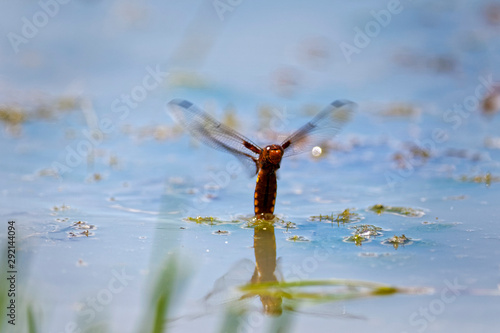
[
  {"x1": 286, "y1": 235, "x2": 309, "y2": 242},
  {"x1": 350, "y1": 224, "x2": 382, "y2": 236},
  {"x1": 344, "y1": 234, "x2": 366, "y2": 246},
  {"x1": 238, "y1": 279, "x2": 418, "y2": 306},
  {"x1": 185, "y1": 216, "x2": 240, "y2": 225},
  {"x1": 383, "y1": 234, "x2": 412, "y2": 250},
  {"x1": 368, "y1": 204, "x2": 424, "y2": 217},
  {"x1": 186, "y1": 216, "x2": 219, "y2": 224},
  {"x1": 343, "y1": 224, "x2": 383, "y2": 246},
  {"x1": 310, "y1": 208, "x2": 362, "y2": 225},
  {"x1": 243, "y1": 216, "x2": 296, "y2": 230},
  {"x1": 459, "y1": 172, "x2": 500, "y2": 186}
]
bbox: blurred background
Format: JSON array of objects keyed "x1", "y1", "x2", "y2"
[{"x1": 1, "y1": 1, "x2": 500, "y2": 332}]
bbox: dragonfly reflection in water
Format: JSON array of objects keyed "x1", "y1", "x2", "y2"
[
  {"x1": 167, "y1": 99, "x2": 355, "y2": 218},
  {"x1": 202, "y1": 221, "x2": 364, "y2": 317},
  {"x1": 202, "y1": 221, "x2": 283, "y2": 316}
]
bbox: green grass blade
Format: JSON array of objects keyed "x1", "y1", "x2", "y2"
[
  {"x1": 151, "y1": 294, "x2": 168, "y2": 333},
  {"x1": 138, "y1": 253, "x2": 191, "y2": 333},
  {"x1": 27, "y1": 304, "x2": 37, "y2": 333}
]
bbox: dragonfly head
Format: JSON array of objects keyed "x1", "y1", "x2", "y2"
[{"x1": 264, "y1": 144, "x2": 284, "y2": 165}]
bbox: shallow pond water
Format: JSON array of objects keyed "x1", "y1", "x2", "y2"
[{"x1": 1, "y1": 1, "x2": 500, "y2": 332}]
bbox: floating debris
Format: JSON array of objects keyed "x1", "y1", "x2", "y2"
[
  {"x1": 444, "y1": 148, "x2": 483, "y2": 161},
  {"x1": 0, "y1": 106, "x2": 26, "y2": 126},
  {"x1": 68, "y1": 221, "x2": 96, "y2": 238},
  {"x1": 275, "y1": 218, "x2": 297, "y2": 231},
  {"x1": 344, "y1": 234, "x2": 366, "y2": 246},
  {"x1": 393, "y1": 49, "x2": 456, "y2": 74},
  {"x1": 310, "y1": 213, "x2": 332, "y2": 222},
  {"x1": 270, "y1": 66, "x2": 301, "y2": 97},
  {"x1": 86, "y1": 173, "x2": 103, "y2": 183},
  {"x1": 484, "y1": 3, "x2": 500, "y2": 25},
  {"x1": 335, "y1": 209, "x2": 361, "y2": 224},
  {"x1": 186, "y1": 216, "x2": 219, "y2": 224},
  {"x1": 76, "y1": 259, "x2": 88, "y2": 267},
  {"x1": 37, "y1": 168, "x2": 60, "y2": 178},
  {"x1": 459, "y1": 172, "x2": 500, "y2": 186},
  {"x1": 185, "y1": 216, "x2": 240, "y2": 226},
  {"x1": 443, "y1": 195, "x2": 467, "y2": 201},
  {"x1": 297, "y1": 37, "x2": 331, "y2": 70},
  {"x1": 132, "y1": 124, "x2": 180, "y2": 141},
  {"x1": 310, "y1": 208, "x2": 363, "y2": 225},
  {"x1": 0, "y1": 95, "x2": 80, "y2": 135},
  {"x1": 287, "y1": 235, "x2": 309, "y2": 242},
  {"x1": 213, "y1": 230, "x2": 230, "y2": 235},
  {"x1": 368, "y1": 204, "x2": 425, "y2": 217},
  {"x1": 344, "y1": 224, "x2": 383, "y2": 246},
  {"x1": 52, "y1": 204, "x2": 71, "y2": 212},
  {"x1": 383, "y1": 234, "x2": 412, "y2": 250},
  {"x1": 380, "y1": 103, "x2": 420, "y2": 117},
  {"x1": 421, "y1": 221, "x2": 459, "y2": 231},
  {"x1": 350, "y1": 224, "x2": 383, "y2": 237},
  {"x1": 481, "y1": 86, "x2": 500, "y2": 116},
  {"x1": 72, "y1": 220, "x2": 96, "y2": 230},
  {"x1": 392, "y1": 144, "x2": 431, "y2": 169},
  {"x1": 68, "y1": 230, "x2": 94, "y2": 238},
  {"x1": 421, "y1": 216, "x2": 441, "y2": 225},
  {"x1": 243, "y1": 216, "x2": 296, "y2": 230}
]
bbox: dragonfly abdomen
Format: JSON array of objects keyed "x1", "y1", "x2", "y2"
[{"x1": 254, "y1": 169, "x2": 278, "y2": 217}]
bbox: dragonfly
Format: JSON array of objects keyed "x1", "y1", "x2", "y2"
[{"x1": 167, "y1": 99, "x2": 355, "y2": 218}]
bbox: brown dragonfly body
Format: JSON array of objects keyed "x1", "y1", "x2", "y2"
[
  {"x1": 253, "y1": 144, "x2": 283, "y2": 216},
  {"x1": 168, "y1": 99, "x2": 354, "y2": 217}
]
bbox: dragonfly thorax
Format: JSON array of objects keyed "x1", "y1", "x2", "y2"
[{"x1": 262, "y1": 144, "x2": 284, "y2": 166}]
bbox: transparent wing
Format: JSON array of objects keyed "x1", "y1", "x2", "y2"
[
  {"x1": 167, "y1": 99, "x2": 261, "y2": 175},
  {"x1": 281, "y1": 100, "x2": 356, "y2": 157}
]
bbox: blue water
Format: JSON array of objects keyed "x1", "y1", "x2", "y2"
[{"x1": 1, "y1": 1, "x2": 500, "y2": 332}]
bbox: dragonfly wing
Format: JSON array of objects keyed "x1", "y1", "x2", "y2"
[
  {"x1": 281, "y1": 99, "x2": 356, "y2": 157},
  {"x1": 167, "y1": 99, "x2": 261, "y2": 175}
]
